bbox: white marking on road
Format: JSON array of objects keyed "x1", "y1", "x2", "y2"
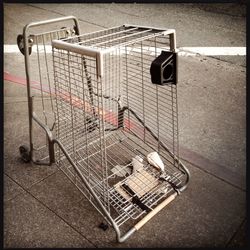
[
  {"x1": 178, "y1": 47, "x2": 246, "y2": 56},
  {"x1": 4, "y1": 45, "x2": 52, "y2": 53},
  {"x1": 4, "y1": 44, "x2": 246, "y2": 56}
]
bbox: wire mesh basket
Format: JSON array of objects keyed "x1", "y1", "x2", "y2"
[
  {"x1": 18, "y1": 17, "x2": 190, "y2": 243},
  {"x1": 52, "y1": 24, "x2": 190, "y2": 241}
]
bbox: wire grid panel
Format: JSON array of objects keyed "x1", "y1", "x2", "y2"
[
  {"x1": 53, "y1": 48, "x2": 110, "y2": 208},
  {"x1": 63, "y1": 25, "x2": 169, "y2": 50},
  {"x1": 31, "y1": 28, "x2": 76, "y2": 121},
  {"x1": 27, "y1": 27, "x2": 76, "y2": 161},
  {"x1": 122, "y1": 36, "x2": 179, "y2": 166},
  {"x1": 52, "y1": 26, "x2": 184, "y2": 229}
]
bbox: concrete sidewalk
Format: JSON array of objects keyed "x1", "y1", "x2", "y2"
[{"x1": 3, "y1": 3, "x2": 246, "y2": 248}]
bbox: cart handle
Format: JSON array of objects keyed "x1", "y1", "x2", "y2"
[
  {"x1": 23, "y1": 16, "x2": 80, "y2": 35},
  {"x1": 22, "y1": 15, "x2": 81, "y2": 102}
]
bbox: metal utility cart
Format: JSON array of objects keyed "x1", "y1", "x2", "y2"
[{"x1": 17, "y1": 16, "x2": 190, "y2": 243}]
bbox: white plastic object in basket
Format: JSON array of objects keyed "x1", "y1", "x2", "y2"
[{"x1": 147, "y1": 152, "x2": 165, "y2": 173}]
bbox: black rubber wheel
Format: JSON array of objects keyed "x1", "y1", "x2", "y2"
[
  {"x1": 17, "y1": 34, "x2": 32, "y2": 56},
  {"x1": 19, "y1": 145, "x2": 31, "y2": 163}
]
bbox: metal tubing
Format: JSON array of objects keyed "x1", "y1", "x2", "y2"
[
  {"x1": 77, "y1": 27, "x2": 138, "y2": 45},
  {"x1": 52, "y1": 40, "x2": 104, "y2": 77},
  {"x1": 117, "y1": 192, "x2": 179, "y2": 242},
  {"x1": 123, "y1": 24, "x2": 175, "y2": 35},
  {"x1": 177, "y1": 159, "x2": 190, "y2": 192},
  {"x1": 168, "y1": 31, "x2": 187, "y2": 187},
  {"x1": 91, "y1": 29, "x2": 152, "y2": 47},
  {"x1": 52, "y1": 39, "x2": 100, "y2": 57},
  {"x1": 118, "y1": 228, "x2": 137, "y2": 243},
  {"x1": 52, "y1": 138, "x2": 123, "y2": 243},
  {"x1": 23, "y1": 16, "x2": 80, "y2": 31},
  {"x1": 74, "y1": 25, "x2": 123, "y2": 42},
  {"x1": 22, "y1": 16, "x2": 80, "y2": 164},
  {"x1": 32, "y1": 111, "x2": 53, "y2": 141},
  {"x1": 32, "y1": 111, "x2": 55, "y2": 165},
  {"x1": 120, "y1": 106, "x2": 190, "y2": 191},
  {"x1": 53, "y1": 138, "x2": 159, "y2": 243},
  {"x1": 169, "y1": 30, "x2": 176, "y2": 51},
  {"x1": 35, "y1": 22, "x2": 189, "y2": 243}
]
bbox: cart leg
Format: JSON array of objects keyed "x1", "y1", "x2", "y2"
[
  {"x1": 19, "y1": 97, "x2": 34, "y2": 163},
  {"x1": 19, "y1": 94, "x2": 55, "y2": 165},
  {"x1": 31, "y1": 110, "x2": 55, "y2": 165},
  {"x1": 20, "y1": 23, "x2": 34, "y2": 163},
  {"x1": 29, "y1": 96, "x2": 34, "y2": 161}
]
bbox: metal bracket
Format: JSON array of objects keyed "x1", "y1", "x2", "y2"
[{"x1": 150, "y1": 51, "x2": 177, "y2": 85}]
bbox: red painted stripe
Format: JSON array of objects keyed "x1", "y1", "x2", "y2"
[
  {"x1": 3, "y1": 71, "x2": 133, "y2": 129},
  {"x1": 4, "y1": 71, "x2": 244, "y2": 189},
  {"x1": 4, "y1": 71, "x2": 56, "y2": 94},
  {"x1": 4, "y1": 72, "x2": 39, "y2": 87}
]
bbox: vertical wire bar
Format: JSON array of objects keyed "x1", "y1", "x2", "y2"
[
  {"x1": 116, "y1": 50, "x2": 119, "y2": 128},
  {"x1": 141, "y1": 41, "x2": 146, "y2": 142},
  {"x1": 156, "y1": 86, "x2": 160, "y2": 153},
  {"x1": 80, "y1": 58, "x2": 91, "y2": 195},
  {"x1": 174, "y1": 85, "x2": 180, "y2": 169},
  {"x1": 118, "y1": 48, "x2": 121, "y2": 127},
  {"x1": 53, "y1": 48, "x2": 61, "y2": 166},
  {"x1": 169, "y1": 33, "x2": 177, "y2": 167},
  {"x1": 83, "y1": 56, "x2": 96, "y2": 117},
  {"x1": 73, "y1": 55, "x2": 83, "y2": 141},
  {"x1": 108, "y1": 53, "x2": 112, "y2": 129},
  {"x1": 113, "y1": 50, "x2": 117, "y2": 128},
  {"x1": 49, "y1": 32, "x2": 57, "y2": 125},
  {"x1": 171, "y1": 84, "x2": 175, "y2": 166},
  {"x1": 113, "y1": 51, "x2": 116, "y2": 128},
  {"x1": 125, "y1": 45, "x2": 130, "y2": 130},
  {"x1": 55, "y1": 30, "x2": 64, "y2": 165},
  {"x1": 42, "y1": 34, "x2": 54, "y2": 114},
  {"x1": 103, "y1": 54, "x2": 110, "y2": 211},
  {"x1": 100, "y1": 66, "x2": 110, "y2": 212},
  {"x1": 118, "y1": 46, "x2": 121, "y2": 109},
  {"x1": 154, "y1": 37, "x2": 160, "y2": 152},
  {"x1": 95, "y1": 60, "x2": 104, "y2": 197},
  {"x1": 114, "y1": 51, "x2": 117, "y2": 128},
  {"x1": 68, "y1": 51, "x2": 77, "y2": 181},
  {"x1": 97, "y1": 72, "x2": 107, "y2": 209},
  {"x1": 36, "y1": 41, "x2": 48, "y2": 126}
]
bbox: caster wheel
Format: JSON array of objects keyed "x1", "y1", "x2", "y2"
[
  {"x1": 17, "y1": 34, "x2": 32, "y2": 56},
  {"x1": 19, "y1": 145, "x2": 31, "y2": 163}
]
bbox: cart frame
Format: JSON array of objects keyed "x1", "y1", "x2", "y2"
[{"x1": 18, "y1": 16, "x2": 190, "y2": 243}]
